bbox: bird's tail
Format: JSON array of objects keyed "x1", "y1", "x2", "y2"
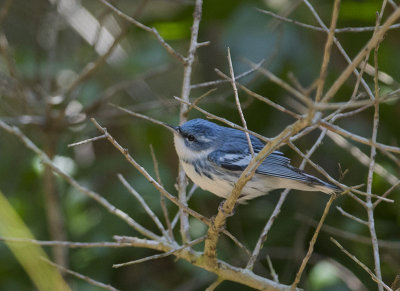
[{"x1": 303, "y1": 173, "x2": 342, "y2": 194}]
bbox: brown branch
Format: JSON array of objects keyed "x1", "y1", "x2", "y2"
[
  {"x1": 330, "y1": 238, "x2": 391, "y2": 291},
  {"x1": 150, "y1": 145, "x2": 173, "y2": 239},
  {"x1": 321, "y1": 5, "x2": 400, "y2": 102},
  {"x1": 42, "y1": 257, "x2": 119, "y2": 291},
  {"x1": 291, "y1": 194, "x2": 337, "y2": 290},
  {"x1": 112, "y1": 236, "x2": 206, "y2": 268},
  {"x1": 258, "y1": 8, "x2": 400, "y2": 33},
  {"x1": 204, "y1": 116, "x2": 312, "y2": 265},
  {"x1": 226, "y1": 48, "x2": 254, "y2": 156},
  {"x1": 314, "y1": 0, "x2": 340, "y2": 102}
]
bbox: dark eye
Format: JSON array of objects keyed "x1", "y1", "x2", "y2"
[{"x1": 187, "y1": 135, "x2": 195, "y2": 142}]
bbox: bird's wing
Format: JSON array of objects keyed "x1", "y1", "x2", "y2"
[{"x1": 208, "y1": 145, "x2": 317, "y2": 184}]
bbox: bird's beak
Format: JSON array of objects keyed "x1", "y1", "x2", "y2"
[{"x1": 162, "y1": 122, "x2": 179, "y2": 134}]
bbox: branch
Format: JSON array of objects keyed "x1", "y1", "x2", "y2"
[
  {"x1": 0, "y1": 120, "x2": 159, "y2": 241},
  {"x1": 330, "y1": 238, "x2": 391, "y2": 291},
  {"x1": 226, "y1": 48, "x2": 254, "y2": 156},
  {"x1": 114, "y1": 236, "x2": 299, "y2": 290},
  {"x1": 291, "y1": 194, "x2": 337, "y2": 289},
  {"x1": 42, "y1": 257, "x2": 119, "y2": 291},
  {"x1": 97, "y1": 0, "x2": 185, "y2": 63},
  {"x1": 177, "y1": 0, "x2": 204, "y2": 243}
]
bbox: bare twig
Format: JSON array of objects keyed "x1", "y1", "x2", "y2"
[
  {"x1": 258, "y1": 9, "x2": 400, "y2": 33},
  {"x1": 205, "y1": 277, "x2": 224, "y2": 291},
  {"x1": 246, "y1": 189, "x2": 290, "y2": 270},
  {"x1": 42, "y1": 257, "x2": 119, "y2": 291},
  {"x1": 0, "y1": 237, "x2": 137, "y2": 248},
  {"x1": 336, "y1": 206, "x2": 368, "y2": 226},
  {"x1": 314, "y1": 0, "x2": 340, "y2": 102},
  {"x1": 321, "y1": 5, "x2": 400, "y2": 102},
  {"x1": 267, "y1": 255, "x2": 280, "y2": 283},
  {"x1": 364, "y1": 6, "x2": 387, "y2": 290},
  {"x1": 112, "y1": 236, "x2": 206, "y2": 268},
  {"x1": 330, "y1": 238, "x2": 391, "y2": 291},
  {"x1": 97, "y1": 0, "x2": 185, "y2": 63},
  {"x1": 68, "y1": 135, "x2": 106, "y2": 147},
  {"x1": 184, "y1": 88, "x2": 217, "y2": 115},
  {"x1": 298, "y1": 215, "x2": 400, "y2": 249},
  {"x1": 118, "y1": 174, "x2": 171, "y2": 241},
  {"x1": 226, "y1": 47, "x2": 254, "y2": 156},
  {"x1": 191, "y1": 59, "x2": 265, "y2": 89},
  {"x1": 373, "y1": 180, "x2": 400, "y2": 209},
  {"x1": 150, "y1": 145, "x2": 173, "y2": 239},
  {"x1": 291, "y1": 194, "x2": 337, "y2": 290}
]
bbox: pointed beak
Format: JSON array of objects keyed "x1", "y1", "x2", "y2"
[{"x1": 162, "y1": 122, "x2": 179, "y2": 134}]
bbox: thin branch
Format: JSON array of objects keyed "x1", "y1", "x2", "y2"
[
  {"x1": 336, "y1": 206, "x2": 368, "y2": 225},
  {"x1": 373, "y1": 180, "x2": 400, "y2": 208},
  {"x1": 319, "y1": 120, "x2": 400, "y2": 154},
  {"x1": 68, "y1": 135, "x2": 106, "y2": 147},
  {"x1": 226, "y1": 47, "x2": 254, "y2": 156},
  {"x1": 0, "y1": 120, "x2": 159, "y2": 241},
  {"x1": 246, "y1": 189, "x2": 290, "y2": 270},
  {"x1": 258, "y1": 8, "x2": 400, "y2": 33},
  {"x1": 291, "y1": 194, "x2": 337, "y2": 290},
  {"x1": 244, "y1": 60, "x2": 312, "y2": 107},
  {"x1": 42, "y1": 257, "x2": 119, "y2": 291},
  {"x1": 191, "y1": 59, "x2": 265, "y2": 89},
  {"x1": 205, "y1": 277, "x2": 224, "y2": 291},
  {"x1": 267, "y1": 255, "x2": 279, "y2": 283},
  {"x1": 365, "y1": 6, "x2": 387, "y2": 290},
  {"x1": 171, "y1": 184, "x2": 198, "y2": 229},
  {"x1": 112, "y1": 236, "x2": 206, "y2": 268},
  {"x1": 330, "y1": 238, "x2": 391, "y2": 291},
  {"x1": 315, "y1": 0, "x2": 340, "y2": 102},
  {"x1": 118, "y1": 174, "x2": 171, "y2": 241},
  {"x1": 150, "y1": 145, "x2": 173, "y2": 239},
  {"x1": 177, "y1": 0, "x2": 204, "y2": 243},
  {"x1": 97, "y1": 0, "x2": 185, "y2": 63},
  {"x1": 0, "y1": 237, "x2": 135, "y2": 248},
  {"x1": 321, "y1": 5, "x2": 400, "y2": 102},
  {"x1": 298, "y1": 215, "x2": 400, "y2": 249},
  {"x1": 184, "y1": 88, "x2": 217, "y2": 115},
  {"x1": 302, "y1": 0, "x2": 374, "y2": 100}
]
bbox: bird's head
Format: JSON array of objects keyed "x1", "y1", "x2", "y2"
[{"x1": 165, "y1": 119, "x2": 221, "y2": 160}]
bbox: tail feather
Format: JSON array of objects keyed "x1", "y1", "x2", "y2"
[{"x1": 302, "y1": 173, "x2": 342, "y2": 194}]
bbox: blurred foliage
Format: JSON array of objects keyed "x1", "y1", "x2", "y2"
[{"x1": 0, "y1": 0, "x2": 400, "y2": 290}]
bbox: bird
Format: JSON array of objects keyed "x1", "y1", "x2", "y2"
[{"x1": 165, "y1": 118, "x2": 341, "y2": 203}]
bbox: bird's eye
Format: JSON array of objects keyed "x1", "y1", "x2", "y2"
[{"x1": 187, "y1": 135, "x2": 195, "y2": 142}]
